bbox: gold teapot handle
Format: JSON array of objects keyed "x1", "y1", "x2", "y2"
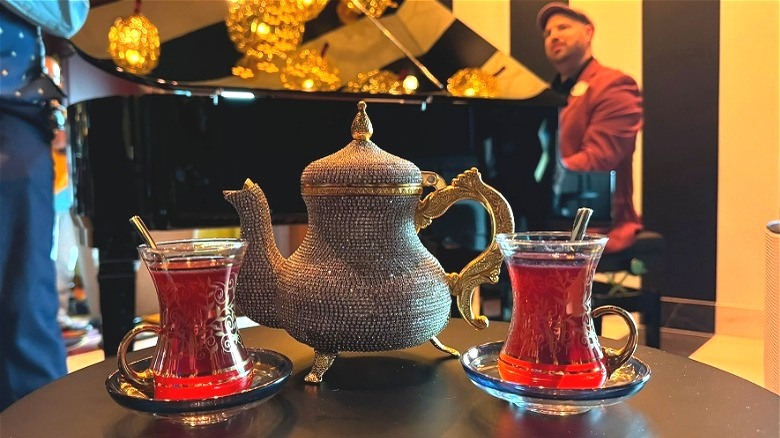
[{"x1": 416, "y1": 168, "x2": 514, "y2": 329}]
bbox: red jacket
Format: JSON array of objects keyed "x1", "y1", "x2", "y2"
[{"x1": 558, "y1": 59, "x2": 643, "y2": 253}]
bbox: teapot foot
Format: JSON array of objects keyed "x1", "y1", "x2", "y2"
[
  {"x1": 430, "y1": 336, "x2": 460, "y2": 358},
  {"x1": 304, "y1": 351, "x2": 338, "y2": 384}
]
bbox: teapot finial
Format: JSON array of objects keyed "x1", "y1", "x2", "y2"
[{"x1": 352, "y1": 101, "x2": 373, "y2": 141}]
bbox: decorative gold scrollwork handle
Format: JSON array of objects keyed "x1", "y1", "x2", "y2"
[{"x1": 416, "y1": 168, "x2": 515, "y2": 329}]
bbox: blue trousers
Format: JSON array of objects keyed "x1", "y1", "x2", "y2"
[{"x1": 0, "y1": 105, "x2": 67, "y2": 411}]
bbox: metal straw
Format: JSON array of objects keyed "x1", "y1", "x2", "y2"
[
  {"x1": 129, "y1": 215, "x2": 157, "y2": 249},
  {"x1": 569, "y1": 208, "x2": 594, "y2": 241}
]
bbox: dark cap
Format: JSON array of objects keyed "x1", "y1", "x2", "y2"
[{"x1": 537, "y1": 2, "x2": 592, "y2": 31}]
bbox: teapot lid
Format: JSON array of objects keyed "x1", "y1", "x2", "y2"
[{"x1": 301, "y1": 101, "x2": 422, "y2": 196}]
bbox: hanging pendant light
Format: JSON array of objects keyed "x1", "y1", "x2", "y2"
[
  {"x1": 344, "y1": 69, "x2": 418, "y2": 95},
  {"x1": 107, "y1": 0, "x2": 160, "y2": 75},
  {"x1": 446, "y1": 67, "x2": 503, "y2": 98},
  {"x1": 294, "y1": 0, "x2": 330, "y2": 22},
  {"x1": 345, "y1": 69, "x2": 401, "y2": 94},
  {"x1": 227, "y1": 0, "x2": 305, "y2": 77},
  {"x1": 338, "y1": 0, "x2": 397, "y2": 23},
  {"x1": 335, "y1": 0, "x2": 361, "y2": 24},
  {"x1": 280, "y1": 43, "x2": 341, "y2": 92}
]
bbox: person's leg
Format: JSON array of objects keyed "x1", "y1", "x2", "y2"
[
  {"x1": 54, "y1": 208, "x2": 80, "y2": 326},
  {"x1": 0, "y1": 113, "x2": 67, "y2": 411},
  {"x1": 77, "y1": 242, "x2": 101, "y2": 321}
]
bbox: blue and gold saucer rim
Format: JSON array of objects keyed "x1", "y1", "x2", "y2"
[
  {"x1": 460, "y1": 341, "x2": 651, "y2": 402},
  {"x1": 105, "y1": 348, "x2": 292, "y2": 415}
]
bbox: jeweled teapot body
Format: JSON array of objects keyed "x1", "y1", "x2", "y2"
[{"x1": 225, "y1": 102, "x2": 514, "y2": 383}]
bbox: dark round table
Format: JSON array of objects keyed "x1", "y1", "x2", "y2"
[{"x1": 1, "y1": 320, "x2": 778, "y2": 437}]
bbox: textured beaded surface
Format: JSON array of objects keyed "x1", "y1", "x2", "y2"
[
  {"x1": 302, "y1": 139, "x2": 421, "y2": 186},
  {"x1": 224, "y1": 183, "x2": 285, "y2": 329},
  {"x1": 278, "y1": 193, "x2": 451, "y2": 352},
  {"x1": 224, "y1": 102, "x2": 468, "y2": 356},
  {"x1": 226, "y1": 134, "x2": 451, "y2": 352}
]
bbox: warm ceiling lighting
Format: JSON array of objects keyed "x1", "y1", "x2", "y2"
[
  {"x1": 294, "y1": 0, "x2": 330, "y2": 22},
  {"x1": 227, "y1": 0, "x2": 305, "y2": 77},
  {"x1": 342, "y1": 0, "x2": 397, "y2": 19},
  {"x1": 345, "y1": 69, "x2": 401, "y2": 95},
  {"x1": 280, "y1": 45, "x2": 341, "y2": 92},
  {"x1": 107, "y1": 0, "x2": 160, "y2": 75},
  {"x1": 446, "y1": 68, "x2": 498, "y2": 98},
  {"x1": 402, "y1": 75, "x2": 418, "y2": 93}
]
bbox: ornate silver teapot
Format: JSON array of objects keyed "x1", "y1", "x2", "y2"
[{"x1": 224, "y1": 102, "x2": 514, "y2": 383}]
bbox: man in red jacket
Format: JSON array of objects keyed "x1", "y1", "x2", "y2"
[{"x1": 538, "y1": 3, "x2": 643, "y2": 253}]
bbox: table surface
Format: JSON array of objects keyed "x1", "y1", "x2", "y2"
[{"x1": 2, "y1": 320, "x2": 778, "y2": 437}]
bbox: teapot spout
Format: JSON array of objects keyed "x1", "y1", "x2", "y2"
[{"x1": 224, "y1": 179, "x2": 286, "y2": 328}]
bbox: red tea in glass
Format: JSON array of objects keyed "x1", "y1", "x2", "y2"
[
  {"x1": 118, "y1": 239, "x2": 254, "y2": 400},
  {"x1": 494, "y1": 232, "x2": 638, "y2": 389}
]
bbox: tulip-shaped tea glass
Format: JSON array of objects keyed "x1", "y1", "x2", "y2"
[
  {"x1": 494, "y1": 232, "x2": 638, "y2": 389},
  {"x1": 118, "y1": 239, "x2": 254, "y2": 400}
]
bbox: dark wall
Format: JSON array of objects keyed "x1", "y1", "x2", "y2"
[
  {"x1": 510, "y1": 0, "x2": 556, "y2": 82},
  {"x1": 643, "y1": 0, "x2": 720, "y2": 330}
]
